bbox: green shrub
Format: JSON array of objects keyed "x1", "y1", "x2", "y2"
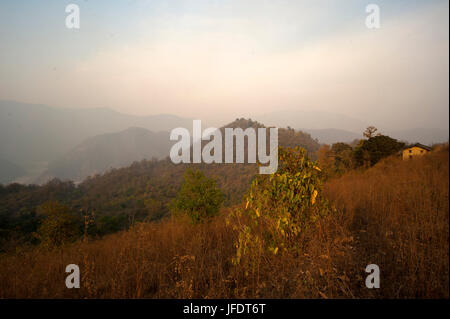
[
  {"x1": 230, "y1": 146, "x2": 330, "y2": 265},
  {"x1": 172, "y1": 169, "x2": 224, "y2": 224}
]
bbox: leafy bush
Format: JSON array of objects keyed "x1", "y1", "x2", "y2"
[
  {"x1": 230, "y1": 146, "x2": 330, "y2": 265},
  {"x1": 171, "y1": 169, "x2": 224, "y2": 224}
]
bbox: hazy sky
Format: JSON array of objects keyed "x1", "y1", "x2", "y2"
[{"x1": 0, "y1": 0, "x2": 448, "y2": 130}]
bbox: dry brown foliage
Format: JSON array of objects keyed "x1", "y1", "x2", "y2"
[{"x1": 0, "y1": 148, "x2": 448, "y2": 298}]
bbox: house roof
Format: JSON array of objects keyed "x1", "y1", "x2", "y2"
[{"x1": 404, "y1": 143, "x2": 432, "y2": 151}]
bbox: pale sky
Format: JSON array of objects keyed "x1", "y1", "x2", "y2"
[{"x1": 0, "y1": 0, "x2": 448, "y2": 130}]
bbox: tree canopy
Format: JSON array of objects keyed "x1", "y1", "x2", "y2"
[
  {"x1": 171, "y1": 169, "x2": 225, "y2": 224},
  {"x1": 354, "y1": 135, "x2": 405, "y2": 167}
]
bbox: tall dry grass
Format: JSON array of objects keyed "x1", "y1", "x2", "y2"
[
  {"x1": 324, "y1": 147, "x2": 449, "y2": 298},
  {"x1": 0, "y1": 148, "x2": 448, "y2": 298},
  {"x1": 0, "y1": 212, "x2": 352, "y2": 298}
]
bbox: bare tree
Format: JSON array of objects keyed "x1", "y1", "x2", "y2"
[{"x1": 363, "y1": 126, "x2": 378, "y2": 139}]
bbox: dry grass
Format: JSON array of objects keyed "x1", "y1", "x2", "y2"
[
  {"x1": 0, "y1": 148, "x2": 448, "y2": 298},
  {"x1": 324, "y1": 147, "x2": 449, "y2": 298},
  {"x1": 0, "y1": 213, "x2": 351, "y2": 298}
]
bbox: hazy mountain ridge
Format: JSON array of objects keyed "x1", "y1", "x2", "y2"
[
  {"x1": 36, "y1": 128, "x2": 172, "y2": 184},
  {"x1": 256, "y1": 110, "x2": 449, "y2": 145},
  {"x1": 37, "y1": 118, "x2": 321, "y2": 184},
  {"x1": 302, "y1": 128, "x2": 361, "y2": 144},
  {"x1": 387, "y1": 128, "x2": 450, "y2": 146},
  {"x1": 0, "y1": 100, "x2": 193, "y2": 169},
  {"x1": 1, "y1": 101, "x2": 447, "y2": 185},
  {"x1": 0, "y1": 158, "x2": 25, "y2": 184},
  {"x1": 254, "y1": 110, "x2": 369, "y2": 133},
  {"x1": 0, "y1": 118, "x2": 321, "y2": 223},
  {"x1": 0, "y1": 100, "x2": 195, "y2": 183},
  {"x1": 303, "y1": 127, "x2": 449, "y2": 145}
]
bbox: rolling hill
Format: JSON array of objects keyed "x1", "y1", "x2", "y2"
[
  {"x1": 2, "y1": 101, "x2": 446, "y2": 185},
  {"x1": 36, "y1": 127, "x2": 172, "y2": 183},
  {"x1": 35, "y1": 118, "x2": 320, "y2": 184},
  {"x1": 0, "y1": 118, "x2": 321, "y2": 226},
  {"x1": 0, "y1": 100, "x2": 193, "y2": 170}
]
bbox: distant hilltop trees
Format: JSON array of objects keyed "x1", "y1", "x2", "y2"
[{"x1": 318, "y1": 126, "x2": 406, "y2": 177}]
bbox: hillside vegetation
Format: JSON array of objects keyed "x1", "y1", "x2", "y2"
[
  {"x1": 0, "y1": 145, "x2": 447, "y2": 298},
  {"x1": 0, "y1": 119, "x2": 320, "y2": 250}
]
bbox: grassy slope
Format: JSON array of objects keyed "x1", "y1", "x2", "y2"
[{"x1": 0, "y1": 147, "x2": 447, "y2": 298}]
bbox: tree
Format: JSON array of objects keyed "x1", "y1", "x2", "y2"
[
  {"x1": 363, "y1": 126, "x2": 378, "y2": 139},
  {"x1": 34, "y1": 201, "x2": 80, "y2": 249},
  {"x1": 353, "y1": 135, "x2": 405, "y2": 167},
  {"x1": 171, "y1": 169, "x2": 224, "y2": 224}
]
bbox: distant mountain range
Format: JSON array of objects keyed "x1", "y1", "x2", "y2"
[
  {"x1": 0, "y1": 100, "x2": 193, "y2": 169},
  {"x1": 0, "y1": 158, "x2": 25, "y2": 184},
  {"x1": 37, "y1": 118, "x2": 321, "y2": 184},
  {"x1": 386, "y1": 128, "x2": 449, "y2": 146},
  {"x1": 36, "y1": 128, "x2": 171, "y2": 184},
  {"x1": 254, "y1": 110, "x2": 369, "y2": 133},
  {"x1": 303, "y1": 127, "x2": 449, "y2": 145},
  {"x1": 0, "y1": 100, "x2": 194, "y2": 183},
  {"x1": 0, "y1": 100, "x2": 448, "y2": 185},
  {"x1": 302, "y1": 129, "x2": 361, "y2": 144},
  {"x1": 256, "y1": 109, "x2": 449, "y2": 145}
]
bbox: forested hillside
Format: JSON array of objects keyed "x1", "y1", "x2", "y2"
[{"x1": 0, "y1": 119, "x2": 320, "y2": 251}]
